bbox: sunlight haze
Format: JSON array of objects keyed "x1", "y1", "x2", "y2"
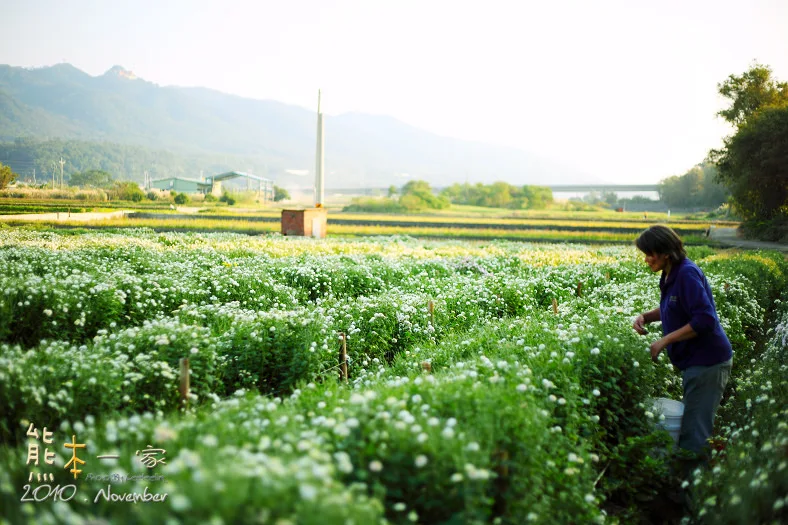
[{"x1": 2, "y1": 0, "x2": 787, "y2": 184}]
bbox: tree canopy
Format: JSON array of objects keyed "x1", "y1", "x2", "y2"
[
  {"x1": 69, "y1": 169, "x2": 114, "y2": 188},
  {"x1": 716, "y1": 64, "x2": 788, "y2": 126},
  {"x1": 273, "y1": 185, "x2": 291, "y2": 202},
  {"x1": 657, "y1": 163, "x2": 728, "y2": 210},
  {"x1": 0, "y1": 161, "x2": 17, "y2": 190},
  {"x1": 440, "y1": 182, "x2": 553, "y2": 210},
  {"x1": 711, "y1": 106, "x2": 788, "y2": 220},
  {"x1": 709, "y1": 64, "x2": 788, "y2": 221},
  {"x1": 401, "y1": 180, "x2": 450, "y2": 210}
]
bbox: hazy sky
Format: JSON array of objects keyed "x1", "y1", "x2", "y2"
[{"x1": 1, "y1": 0, "x2": 787, "y2": 184}]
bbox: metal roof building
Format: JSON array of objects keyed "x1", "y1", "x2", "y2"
[
  {"x1": 150, "y1": 177, "x2": 211, "y2": 194},
  {"x1": 150, "y1": 171, "x2": 273, "y2": 200}
]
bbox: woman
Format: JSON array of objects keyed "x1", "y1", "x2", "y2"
[{"x1": 632, "y1": 225, "x2": 733, "y2": 457}]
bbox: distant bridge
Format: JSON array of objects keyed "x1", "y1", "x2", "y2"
[
  {"x1": 548, "y1": 184, "x2": 659, "y2": 192},
  {"x1": 325, "y1": 184, "x2": 660, "y2": 196}
]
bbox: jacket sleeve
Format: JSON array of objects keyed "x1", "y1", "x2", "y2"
[{"x1": 679, "y1": 268, "x2": 716, "y2": 335}]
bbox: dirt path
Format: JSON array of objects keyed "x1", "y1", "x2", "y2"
[
  {"x1": 0, "y1": 210, "x2": 131, "y2": 222},
  {"x1": 710, "y1": 227, "x2": 788, "y2": 253}
]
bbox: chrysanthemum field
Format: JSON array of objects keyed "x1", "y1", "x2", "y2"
[{"x1": 0, "y1": 229, "x2": 785, "y2": 524}]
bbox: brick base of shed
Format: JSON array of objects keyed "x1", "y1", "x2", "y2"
[{"x1": 281, "y1": 208, "x2": 328, "y2": 238}]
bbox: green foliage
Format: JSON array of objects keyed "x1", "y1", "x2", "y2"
[
  {"x1": 709, "y1": 64, "x2": 788, "y2": 225},
  {"x1": 343, "y1": 196, "x2": 405, "y2": 213},
  {"x1": 68, "y1": 169, "x2": 113, "y2": 188},
  {"x1": 0, "y1": 137, "x2": 268, "y2": 185},
  {"x1": 711, "y1": 105, "x2": 788, "y2": 221},
  {"x1": 658, "y1": 163, "x2": 729, "y2": 209},
  {"x1": 400, "y1": 180, "x2": 450, "y2": 211},
  {"x1": 173, "y1": 192, "x2": 190, "y2": 205},
  {"x1": 203, "y1": 193, "x2": 218, "y2": 202},
  {"x1": 273, "y1": 185, "x2": 290, "y2": 202},
  {"x1": 0, "y1": 161, "x2": 17, "y2": 189},
  {"x1": 716, "y1": 63, "x2": 788, "y2": 126},
  {"x1": 343, "y1": 181, "x2": 449, "y2": 212},
  {"x1": 219, "y1": 192, "x2": 236, "y2": 205},
  {"x1": 739, "y1": 216, "x2": 788, "y2": 243},
  {"x1": 691, "y1": 295, "x2": 788, "y2": 524},
  {"x1": 441, "y1": 182, "x2": 554, "y2": 209},
  {"x1": 0, "y1": 230, "x2": 785, "y2": 523},
  {"x1": 146, "y1": 190, "x2": 158, "y2": 201},
  {"x1": 107, "y1": 181, "x2": 145, "y2": 202}
]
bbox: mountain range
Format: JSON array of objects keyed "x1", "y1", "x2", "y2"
[{"x1": 0, "y1": 63, "x2": 595, "y2": 188}]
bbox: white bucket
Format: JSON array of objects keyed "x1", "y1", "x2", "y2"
[{"x1": 651, "y1": 397, "x2": 684, "y2": 444}]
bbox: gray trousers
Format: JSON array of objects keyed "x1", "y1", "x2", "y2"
[{"x1": 679, "y1": 358, "x2": 732, "y2": 455}]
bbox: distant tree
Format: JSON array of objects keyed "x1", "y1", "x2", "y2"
[
  {"x1": 69, "y1": 169, "x2": 113, "y2": 188},
  {"x1": 521, "y1": 185, "x2": 553, "y2": 209},
  {"x1": 440, "y1": 182, "x2": 552, "y2": 210},
  {"x1": 484, "y1": 181, "x2": 513, "y2": 208},
  {"x1": 582, "y1": 191, "x2": 602, "y2": 205},
  {"x1": 387, "y1": 185, "x2": 398, "y2": 198},
  {"x1": 400, "y1": 180, "x2": 450, "y2": 210},
  {"x1": 0, "y1": 162, "x2": 18, "y2": 189},
  {"x1": 602, "y1": 191, "x2": 618, "y2": 208},
  {"x1": 658, "y1": 163, "x2": 728, "y2": 209},
  {"x1": 273, "y1": 185, "x2": 291, "y2": 202},
  {"x1": 110, "y1": 181, "x2": 144, "y2": 202}
]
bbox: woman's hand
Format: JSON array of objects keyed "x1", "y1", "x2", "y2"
[
  {"x1": 649, "y1": 339, "x2": 667, "y2": 362},
  {"x1": 632, "y1": 314, "x2": 648, "y2": 335}
]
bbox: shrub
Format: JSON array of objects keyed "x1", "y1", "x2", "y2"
[
  {"x1": 173, "y1": 192, "x2": 190, "y2": 205},
  {"x1": 343, "y1": 197, "x2": 404, "y2": 213},
  {"x1": 109, "y1": 181, "x2": 145, "y2": 202}
]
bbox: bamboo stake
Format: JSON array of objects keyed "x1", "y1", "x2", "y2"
[
  {"x1": 576, "y1": 281, "x2": 583, "y2": 298},
  {"x1": 552, "y1": 298, "x2": 558, "y2": 315},
  {"x1": 428, "y1": 300, "x2": 435, "y2": 326},
  {"x1": 179, "y1": 358, "x2": 190, "y2": 407},
  {"x1": 421, "y1": 361, "x2": 432, "y2": 373},
  {"x1": 339, "y1": 332, "x2": 348, "y2": 382}
]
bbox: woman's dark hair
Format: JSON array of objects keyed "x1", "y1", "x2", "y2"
[{"x1": 635, "y1": 225, "x2": 686, "y2": 263}]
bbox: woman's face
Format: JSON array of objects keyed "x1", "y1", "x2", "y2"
[{"x1": 644, "y1": 252, "x2": 670, "y2": 273}]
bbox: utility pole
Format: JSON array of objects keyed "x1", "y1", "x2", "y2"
[
  {"x1": 59, "y1": 157, "x2": 65, "y2": 189},
  {"x1": 32, "y1": 168, "x2": 36, "y2": 185},
  {"x1": 314, "y1": 90, "x2": 325, "y2": 208}
]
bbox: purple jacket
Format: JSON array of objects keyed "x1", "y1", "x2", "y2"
[{"x1": 659, "y1": 257, "x2": 732, "y2": 370}]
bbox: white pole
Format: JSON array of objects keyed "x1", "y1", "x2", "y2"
[{"x1": 315, "y1": 90, "x2": 325, "y2": 208}]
